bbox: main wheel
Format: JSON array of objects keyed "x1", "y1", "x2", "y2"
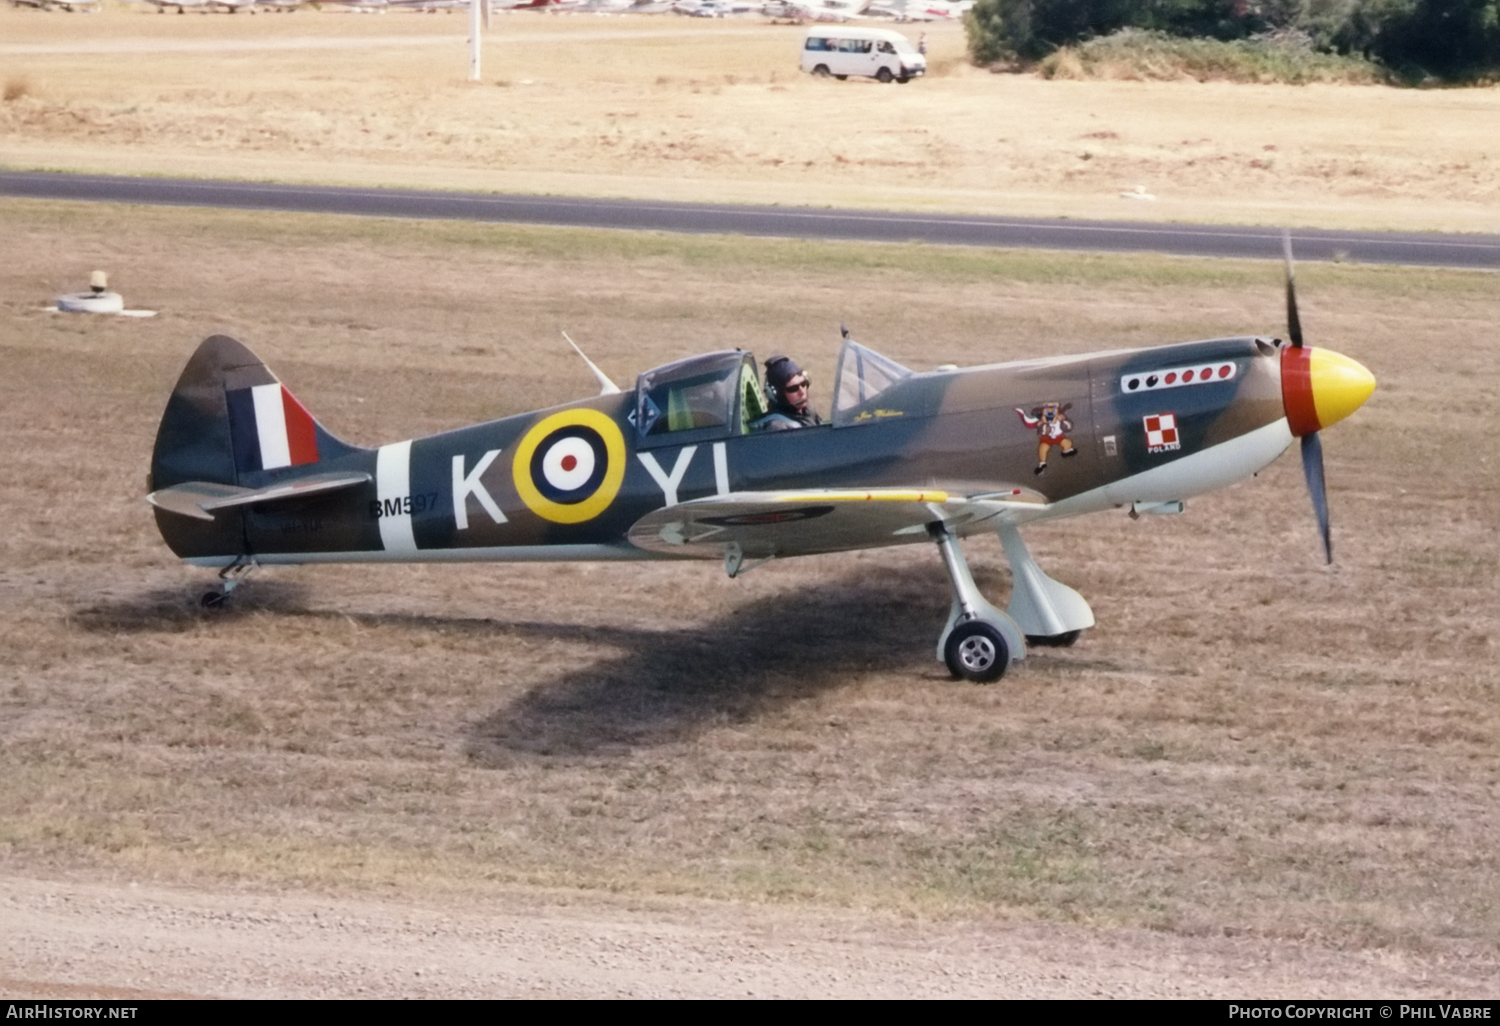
[
  {"x1": 813, "y1": 64, "x2": 831, "y2": 78},
  {"x1": 944, "y1": 621, "x2": 1010, "y2": 683},
  {"x1": 834, "y1": 74, "x2": 848, "y2": 80},
  {"x1": 876, "y1": 67, "x2": 894, "y2": 83}
]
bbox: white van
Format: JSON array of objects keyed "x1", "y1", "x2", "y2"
[{"x1": 800, "y1": 26, "x2": 927, "y2": 83}]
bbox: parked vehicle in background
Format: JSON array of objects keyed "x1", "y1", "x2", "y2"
[
  {"x1": 673, "y1": 0, "x2": 757, "y2": 13},
  {"x1": 800, "y1": 26, "x2": 927, "y2": 82}
]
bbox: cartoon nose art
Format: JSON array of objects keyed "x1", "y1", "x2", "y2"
[{"x1": 1281, "y1": 345, "x2": 1376, "y2": 437}]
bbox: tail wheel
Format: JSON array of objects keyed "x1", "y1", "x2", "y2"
[{"x1": 944, "y1": 621, "x2": 1009, "y2": 683}]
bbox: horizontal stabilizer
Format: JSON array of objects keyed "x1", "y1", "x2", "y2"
[{"x1": 148, "y1": 471, "x2": 371, "y2": 521}]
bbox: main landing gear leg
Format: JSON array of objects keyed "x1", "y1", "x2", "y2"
[
  {"x1": 930, "y1": 523, "x2": 1024, "y2": 683},
  {"x1": 201, "y1": 558, "x2": 258, "y2": 609},
  {"x1": 995, "y1": 524, "x2": 1094, "y2": 648}
]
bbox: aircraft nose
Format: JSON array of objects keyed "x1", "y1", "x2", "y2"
[{"x1": 1281, "y1": 346, "x2": 1376, "y2": 438}]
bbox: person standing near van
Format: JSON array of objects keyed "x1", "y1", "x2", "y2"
[{"x1": 918, "y1": 32, "x2": 927, "y2": 55}]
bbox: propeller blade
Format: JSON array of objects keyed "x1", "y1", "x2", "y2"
[
  {"x1": 1300, "y1": 430, "x2": 1331, "y2": 564},
  {"x1": 1283, "y1": 229, "x2": 1304, "y2": 349}
]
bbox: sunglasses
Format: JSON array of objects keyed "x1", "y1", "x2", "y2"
[{"x1": 783, "y1": 377, "x2": 809, "y2": 394}]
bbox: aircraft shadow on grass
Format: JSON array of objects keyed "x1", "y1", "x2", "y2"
[
  {"x1": 464, "y1": 569, "x2": 956, "y2": 761},
  {"x1": 77, "y1": 564, "x2": 1092, "y2": 758},
  {"x1": 458, "y1": 560, "x2": 1130, "y2": 760}
]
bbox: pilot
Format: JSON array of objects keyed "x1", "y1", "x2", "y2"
[{"x1": 758, "y1": 355, "x2": 823, "y2": 431}]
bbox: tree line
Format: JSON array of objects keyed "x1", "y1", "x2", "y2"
[{"x1": 964, "y1": 0, "x2": 1500, "y2": 82}]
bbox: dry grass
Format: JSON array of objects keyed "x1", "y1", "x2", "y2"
[
  {"x1": 2, "y1": 199, "x2": 1498, "y2": 971},
  {"x1": 1, "y1": 7, "x2": 1498, "y2": 232}
]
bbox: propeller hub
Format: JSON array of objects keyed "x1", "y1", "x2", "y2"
[{"x1": 1281, "y1": 346, "x2": 1376, "y2": 437}]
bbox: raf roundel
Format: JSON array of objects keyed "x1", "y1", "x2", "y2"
[
  {"x1": 512, "y1": 408, "x2": 626, "y2": 524},
  {"x1": 541, "y1": 435, "x2": 597, "y2": 494}
]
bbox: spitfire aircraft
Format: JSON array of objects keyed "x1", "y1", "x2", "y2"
[{"x1": 147, "y1": 256, "x2": 1374, "y2": 682}]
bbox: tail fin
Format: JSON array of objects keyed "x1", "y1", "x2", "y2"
[{"x1": 149, "y1": 335, "x2": 361, "y2": 559}]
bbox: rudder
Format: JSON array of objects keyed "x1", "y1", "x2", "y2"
[{"x1": 149, "y1": 335, "x2": 360, "y2": 561}]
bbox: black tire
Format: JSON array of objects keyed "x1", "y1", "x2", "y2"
[
  {"x1": 897, "y1": 76, "x2": 910, "y2": 84},
  {"x1": 876, "y1": 67, "x2": 894, "y2": 83},
  {"x1": 944, "y1": 621, "x2": 1009, "y2": 683},
  {"x1": 813, "y1": 64, "x2": 831, "y2": 78},
  {"x1": 1025, "y1": 630, "x2": 1081, "y2": 648},
  {"x1": 835, "y1": 74, "x2": 848, "y2": 80}
]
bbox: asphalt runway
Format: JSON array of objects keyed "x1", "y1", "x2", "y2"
[{"x1": 3, "y1": 169, "x2": 1497, "y2": 269}]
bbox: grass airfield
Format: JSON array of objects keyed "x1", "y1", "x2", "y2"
[{"x1": 2, "y1": 7, "x2": 1500, "y2": 999}]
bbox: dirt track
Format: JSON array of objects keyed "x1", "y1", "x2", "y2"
[{"x1": 9, "y1": 876, "x2": 1495, "y2": 999}]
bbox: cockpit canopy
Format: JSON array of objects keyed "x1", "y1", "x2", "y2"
[
  {"x1": 631, "y1": 340, "x2": 914, "y2": 445},
  {"x1": 634, "y1": 350, "x2": 767, "y2": 447}
]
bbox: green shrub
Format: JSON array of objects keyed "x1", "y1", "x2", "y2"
[
  {"x1": 1039, "y1": 27, "x2": 1385, "y2": 83},
  {"x1": 963, "y1": 0, "x2": 1500, "y2": 82}
]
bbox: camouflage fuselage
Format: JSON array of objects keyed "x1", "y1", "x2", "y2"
[{"x1": 151, "y1": 335, "x2": 1289, "y2": 566}]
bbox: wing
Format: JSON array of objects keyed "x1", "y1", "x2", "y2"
[{"x1": 626, "y1": 488, "x2": 1046, "y2": 562}]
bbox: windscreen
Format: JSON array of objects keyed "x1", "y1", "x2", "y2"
[{"x1": 833, "y1": 339, "x2": 913, "y2": 425}]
